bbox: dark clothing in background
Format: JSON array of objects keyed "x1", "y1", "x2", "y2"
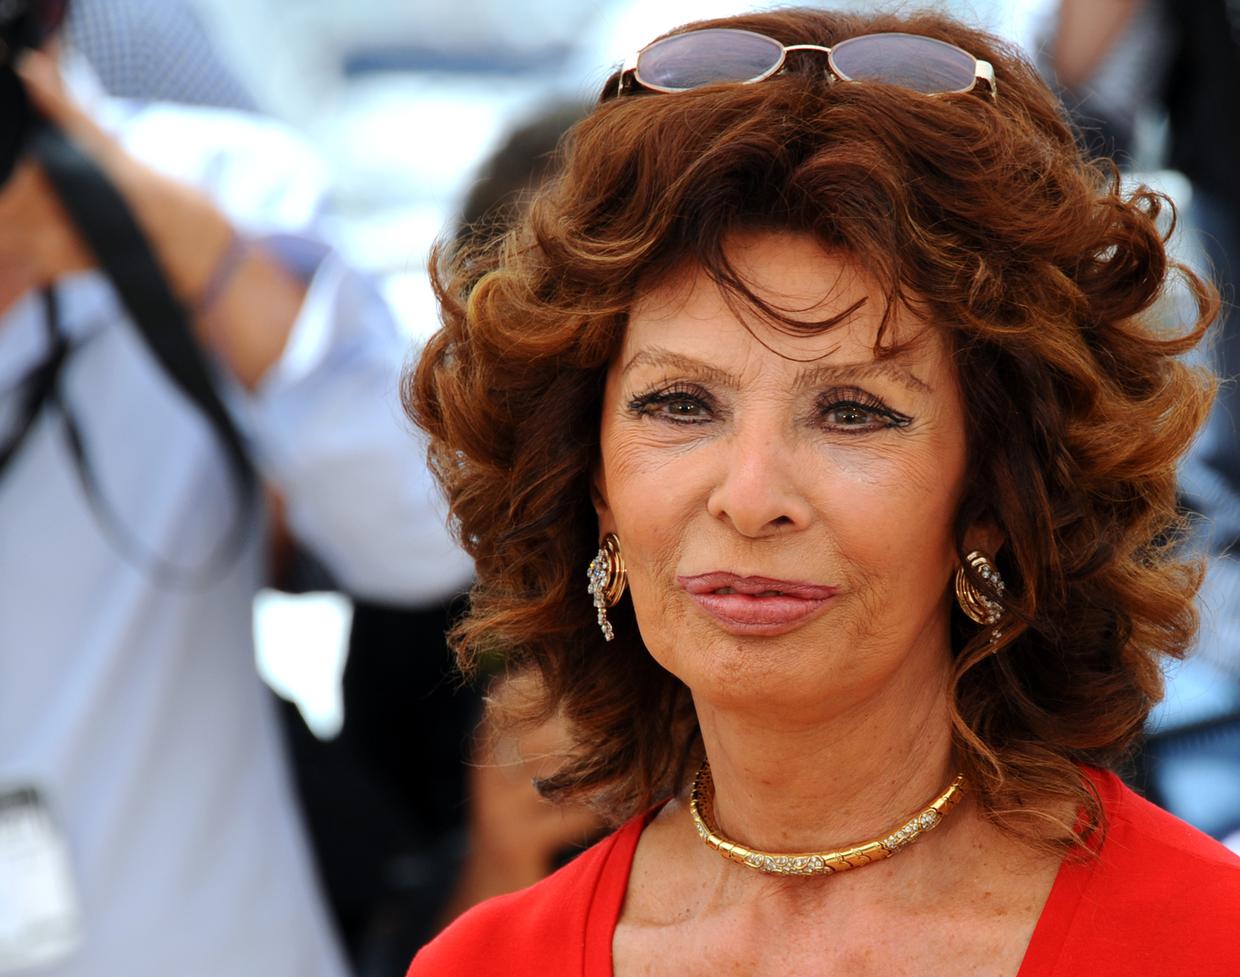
[
  {"x1": 1163, "y1": 3, "x2": 1240, "y2": 223},
  {"x1": 282, "y1": 599, "x2": 481, "y2": 977}
]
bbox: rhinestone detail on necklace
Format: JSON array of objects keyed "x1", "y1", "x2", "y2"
[{"x1": 688, "y1": 761, "x2": 966, "y2": 877}]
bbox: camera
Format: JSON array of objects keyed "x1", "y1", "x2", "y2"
[{"x1": 0, "y1": 0, "x2": 68, "y2": 185}]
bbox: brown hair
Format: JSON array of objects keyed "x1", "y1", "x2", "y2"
[{"x1": 407, "y1": 7, "x2": 1217, "y2": 849}]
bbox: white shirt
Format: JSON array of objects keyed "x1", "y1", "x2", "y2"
[{"x1": 0, "y1": 81, "x2": 472, "y2": 976}]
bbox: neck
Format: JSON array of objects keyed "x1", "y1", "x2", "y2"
[{"x1": 692, "y1": 650, "x2": 957, "y2": 855}]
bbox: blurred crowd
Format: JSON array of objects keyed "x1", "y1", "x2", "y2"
[{"x1": 0, "y1": 0, "x2": 1236, "y2": 975}]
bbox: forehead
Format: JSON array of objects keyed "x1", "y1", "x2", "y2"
[{"x1": 623, "y1": 231, "x2": 943, "y2": 371}]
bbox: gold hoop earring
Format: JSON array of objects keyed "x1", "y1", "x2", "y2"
[
  {"x1": 955, "y1": 550, "x2": 1005, "y2": 639},
  {"x1": 587, "y1": 533, "x2": 627, "y2": 641}
]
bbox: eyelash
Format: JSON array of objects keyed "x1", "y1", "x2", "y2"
[
  {"x1": 626, "y1": 384, "x2": 912, "y2": 433},
  {"x1": 627, "y1": 383, "x2": 717, "y2": 424},
  {"x1": 816, "y1": 388, "x2": 913, "y2": 433}
]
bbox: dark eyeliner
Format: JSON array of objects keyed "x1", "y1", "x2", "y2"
[
  {"x1": 816, "y1": 388, "x2": 913, "y2": 429},
  {"x1": 627, "y1": 382, "x2": 716, "y2": 422}
]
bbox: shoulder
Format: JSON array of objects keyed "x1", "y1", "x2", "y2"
[
  {"x1": 1053, "y1": 769, "x2": 1240, "y2": 973},
  {"x1": 1092, "y1": 768, "x2": 1240, "y2": 886},
  {"x1": 407, "y1": 811, "x2": 648, "y2": 977}
]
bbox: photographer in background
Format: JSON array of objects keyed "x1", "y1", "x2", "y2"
[{"x1": 0, "y1": 3, "x2": 472, "y2": 974}]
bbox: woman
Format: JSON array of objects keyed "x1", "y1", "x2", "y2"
[{"x1": 407, "y1": 8, "x2": 1240, "y2": 975}]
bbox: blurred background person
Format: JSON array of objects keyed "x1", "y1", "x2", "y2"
[
  {"x1": 1038, "y1": 0, "x2": 1240, "y2": 846},
  {"x1": 299, "y1": 101, "x2": 602, "y2": 977},
  {"x1": 272, "y1": 99, "x2": 601, "y2": 977},
  {"x1": 0, "y1": 3, "x2": 473, "y2": 975},
  {"x1": 4, "y1": 5, "x2": 598, "y2": 974}
]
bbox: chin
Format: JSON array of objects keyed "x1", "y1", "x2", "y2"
[{"x1": 650, "y1": 627, "x2": 846, "y2": 710}]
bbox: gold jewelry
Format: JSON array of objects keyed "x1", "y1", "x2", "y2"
[
  {"x1": 689, "y1": 761, "x2": 966, "y2": 877},
  {"x1": 955, "y1": 550, "x2": 1005, "y2": 630},
  {"x1": 586, "y1": 533, "x2": 626, "y2": 641}
]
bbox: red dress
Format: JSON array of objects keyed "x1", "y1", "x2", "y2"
[{"x1": 408, "y1": 769, "x2": 1240, "y2": 976}]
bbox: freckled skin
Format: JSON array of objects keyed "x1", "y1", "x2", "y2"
[{"x1": 594, "y1": 232, "x2": 973, "y2": 724}]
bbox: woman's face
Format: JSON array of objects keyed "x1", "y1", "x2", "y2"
[{"x1": 594, "y1": 231, "x2": 988, "y2": 720}]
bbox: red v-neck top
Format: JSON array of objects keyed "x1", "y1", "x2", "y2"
[{"x1": 408, "y1": 770, "x2": 1240, "y2": 976}]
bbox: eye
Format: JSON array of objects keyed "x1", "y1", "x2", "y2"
[
  {"x1": 816, "y1": 389, "x2": 911, "y2": 434},
  {"x1": 823, "y1": 402, "x2": 883, "y2": 428},
  {"x1": 627, "y1": 383, "x2": 717, "y2": 424}
]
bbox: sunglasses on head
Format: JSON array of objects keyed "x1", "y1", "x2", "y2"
[{"x1": 606, "y1": 28, "x2": 997, "y2": 102}]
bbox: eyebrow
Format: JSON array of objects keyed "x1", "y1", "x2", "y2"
[
  {"x1": 621, "y1": 347, "x2": 933, "y2": 395},
  {"x1": 792, "y1": 360, "x2": 933, "y2": 395},
  {"x1": 621, "y1": 349, "x2": 739, "y2": 388}
]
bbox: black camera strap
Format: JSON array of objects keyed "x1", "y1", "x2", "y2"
[
  {"x1": 18, "y1": 120, "x2": 257, "y2": 584},
  {"x1": 0, "y1": 289, "x2": 65, "y2": 478}
]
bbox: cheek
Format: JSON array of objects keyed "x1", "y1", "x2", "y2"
[
  {"x1": 606, "y1": 426, "x2": 695, "y2": 483},
  {"x1": 601, "y1": 430, "x2": 698, "y2": 571},
  {"x1": 597, "y1": 421, "x2": 713, "y2": 661},
  {"x1": 817, "y1": 437, "x2": 965, "y2": 616}
]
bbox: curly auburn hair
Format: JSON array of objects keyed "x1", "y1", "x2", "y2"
[{"x1": 407, "y1": 7, "x2": 1217, "y2": 849}]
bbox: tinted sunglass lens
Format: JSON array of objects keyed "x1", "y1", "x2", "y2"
[
  {"x1": 636, "y1": 28, "x2": 785, "y2": 92},
  {"x1": 829, "y1": 33, "x2": 976, "y2": 94}
]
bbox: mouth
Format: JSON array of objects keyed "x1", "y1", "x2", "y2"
[{"x1": 676, "y1": 572, "x2": 838, "y2": 635}]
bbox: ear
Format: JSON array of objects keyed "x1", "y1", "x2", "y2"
[
  {"x1": 590, "y1": 458, "x2": 616, "y2": 537},
  {"x1": 963, "y1": 518, "x2": 1004, "y2": 561}
]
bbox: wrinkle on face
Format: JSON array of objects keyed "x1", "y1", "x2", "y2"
[{"x1": 594, "y1": 231, "x2": 971, "y2": 724}]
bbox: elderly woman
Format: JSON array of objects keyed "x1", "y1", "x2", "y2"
[{"x1": 407, "y1": 8, "x2": 1240, "y2": 975}]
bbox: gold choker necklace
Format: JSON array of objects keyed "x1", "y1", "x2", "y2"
[{"x1": 689, "y1": 761, "x2": 966, "y2": 877}]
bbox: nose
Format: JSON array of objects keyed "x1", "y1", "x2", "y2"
[{"x1": 705, "y1": 424, "x2": 815, "y2": 538}]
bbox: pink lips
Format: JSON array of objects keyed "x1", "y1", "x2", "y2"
[{"x1": 677, "y1": 572, "x2": 838, "y2": 634}]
